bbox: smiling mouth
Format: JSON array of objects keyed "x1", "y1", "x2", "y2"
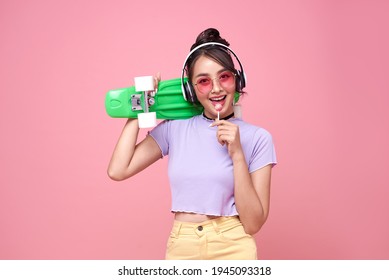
[{"x1": 210, "y1": 95, "x2": 226, "y2": 102}]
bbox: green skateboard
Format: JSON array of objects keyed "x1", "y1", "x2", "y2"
[
  {"x1": 105, "y1": 76, "x2": 204, "y2": 127},
  {"x1": 105, "y1": 76, "x2": 241, "y2": 128}
]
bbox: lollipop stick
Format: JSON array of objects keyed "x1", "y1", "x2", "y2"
[{"x1": 215, "y1": 103, "x2": 222, "y2": 121}]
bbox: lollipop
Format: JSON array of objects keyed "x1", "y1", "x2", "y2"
[{"x1": 215, "y1": 103, "x2": 223, "y2": 120}]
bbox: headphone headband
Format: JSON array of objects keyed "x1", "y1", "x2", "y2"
[{"x1": 181, "y1": 42, "x2": 246, "y2": 101}]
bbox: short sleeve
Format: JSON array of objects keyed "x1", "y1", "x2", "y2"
[
  {"x1": 249, "y1": 128, "x2": 277, "y2": 173},
  {"x1": 148, "y1": 120, "x2": 171, "y2": 157}
]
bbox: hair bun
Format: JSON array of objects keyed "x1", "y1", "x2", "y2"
[{"x1": 191, "y1": 28, "x2": 230, "y2": 50}]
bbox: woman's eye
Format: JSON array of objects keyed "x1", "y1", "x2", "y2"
[
  {"x1": 220, "y1": 72, "x2": 232, "y2": 81},
  {"x1": 198, "y1": 78, "x2": 210, "y2": 85}
]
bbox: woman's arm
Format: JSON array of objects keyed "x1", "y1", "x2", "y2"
[
  {"x1": 108, "y1": 73, "x2": 162, "y2": 181},
  {"x1": 212, "y1": 120, "x2": 272, "y2": 235},
  {"x1": 107, "y1": 118, "x2": 162, "y2": 181},
  {"x1": 233, "y1": 158, "x2": 272, "y2": 235}
]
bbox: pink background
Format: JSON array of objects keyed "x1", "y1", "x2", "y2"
[{"x1": 1, "y1": 0, "x2": 388, "y2": 259}]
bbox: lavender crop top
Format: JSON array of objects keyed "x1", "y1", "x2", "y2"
[{"x1": 148, "y1": 114, "x2": 277, "y2": 216}]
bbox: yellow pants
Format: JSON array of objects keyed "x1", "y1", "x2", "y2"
[{"x1": 165, "y1": 216, "x2": 257, "y2": 260}]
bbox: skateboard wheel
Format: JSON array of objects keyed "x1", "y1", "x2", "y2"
[
  {"x1": 134, "y1": 76, "x2": 155, "y2": 92},
  {"x1": 138, "y1": 112, "x2": 157, "y2": 128}
]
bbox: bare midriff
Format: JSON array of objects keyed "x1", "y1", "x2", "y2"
[{"x1": 174, "y1": 212, "x2": 220, "y2": 223}]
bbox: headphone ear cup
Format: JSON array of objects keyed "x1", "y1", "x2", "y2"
[{"x1": 184, "y1": 82, "x2": 197, "y2": 103}]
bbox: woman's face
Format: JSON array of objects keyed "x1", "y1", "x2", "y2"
[{"x1": 191, "y1": 55, "x2": 236, "y2": 119}]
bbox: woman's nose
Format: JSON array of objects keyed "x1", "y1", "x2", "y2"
[{"x1": 211, "y1": 78, "x2": 222, "y2": 93}]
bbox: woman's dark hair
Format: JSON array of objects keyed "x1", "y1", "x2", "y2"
[{"x1": 185, "y1": 28, "x2": 237, "y2": 84}]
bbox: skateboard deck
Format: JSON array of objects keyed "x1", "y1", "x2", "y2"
[{"x1": 105, "y1": 77, "x2": 204, "y2": 120}]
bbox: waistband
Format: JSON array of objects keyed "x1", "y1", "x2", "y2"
[{"x1": 171, "y1": 216, "x2": 242, "y2": 236}]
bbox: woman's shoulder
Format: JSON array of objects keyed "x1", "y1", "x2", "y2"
[
  {"x1": 234, "y1": 118, "x2": 270, "y2": 132},
  {"x1": 168, "y1": 114, "x2": 205, "y2": 125},
  {"x1": 153, "y1": 115, "x2": 201, "y2": 129},
  {"x1": 234, "y1": 118, "x2": 274, "y2": 143}
]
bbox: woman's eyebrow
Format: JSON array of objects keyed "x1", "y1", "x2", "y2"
[{"x1": 194, "y1": 68, "x2": 228, "y2": 78}]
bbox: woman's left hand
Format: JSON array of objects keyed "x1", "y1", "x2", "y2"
[{"x1": 210, "y1": 120, "x2": 243, "y2": 158}]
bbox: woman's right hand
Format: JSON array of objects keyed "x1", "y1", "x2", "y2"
[{"x1": 153, "y1": 72, "x2": 161, "y2": 92}]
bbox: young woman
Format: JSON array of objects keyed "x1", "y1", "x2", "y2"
[{"x1": 107, "y1": 28, "x2": 277, "y2": 260}]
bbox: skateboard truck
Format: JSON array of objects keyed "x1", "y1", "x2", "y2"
[{"x1": 134, "y1": 76, "x2": 157, "y2": 128}]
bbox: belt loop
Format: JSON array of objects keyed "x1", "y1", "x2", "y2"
[
  {"x1": 176, "y1": 222, "x2": 182, "y2": 237},
  {"x1": 211, "y1": 219, "x2": 221, "y2": 234},
  {"x1": 173, "y1": 221, "x2": 182, "y2": 237}
]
